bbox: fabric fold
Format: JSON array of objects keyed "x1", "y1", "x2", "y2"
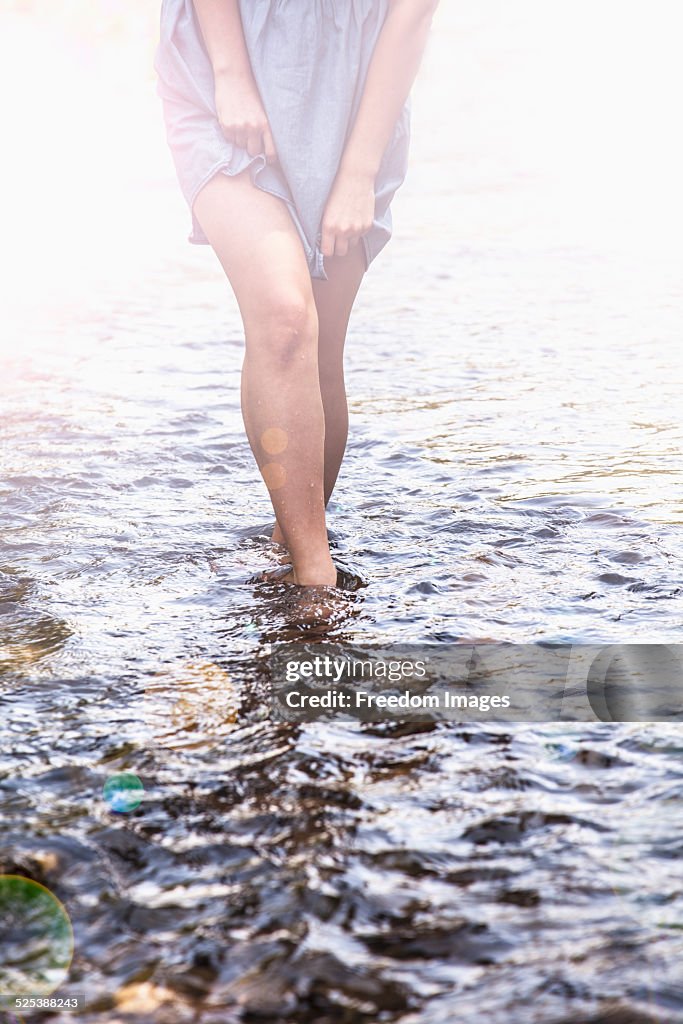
[{"x1": 154, "y1": 0, "x2": 411, "y2": 279}]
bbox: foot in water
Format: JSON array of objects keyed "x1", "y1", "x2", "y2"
[
  {"x1": 252, "y1": 564, "x2": 366, "y2": 592},
  {"x1": 250, "y1": 564, "x2": 366, "y2": 626}
]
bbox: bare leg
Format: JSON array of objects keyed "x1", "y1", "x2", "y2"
[
  {"x1": 271, "y1": 243, "x2": 366, "y2": 547},
  {"x1": 193, "y1": 169, "x2": 336, "y2": 586}
]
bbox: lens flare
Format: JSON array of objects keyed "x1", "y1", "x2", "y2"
[
  {"x1": 261, "y1": 462, "x2": 287, "y2": 491},
  {"x1": 541, "y1": 725, "x2": 588, "y2": 763},
  {"x1": 0, "y1": 876, "x2": 73, "y2": 999},
  {"x1": 260, "y1": 427, "x2": 288, "y2": 455},
  {"x1": 102, "y1": 773, "x2": 145, "y2": 813}
]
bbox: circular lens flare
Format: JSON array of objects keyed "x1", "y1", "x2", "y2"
[
  {"x1": 0, "y1": 876, "x2": 73, "y2": 999},
  {"x1": 102, "y1": 773, "x2": 144, "y2": 813}
]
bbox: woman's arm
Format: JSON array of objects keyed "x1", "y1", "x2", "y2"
[
  {"x1": 321, "y1": 0, "x2": 439, "y2": 258},
  {"x1": 192, "y1": 0, "x2": 276, "y2": 161},
  {"x1": 342, "y1": 0, "x2": 439, "y2": 180}
]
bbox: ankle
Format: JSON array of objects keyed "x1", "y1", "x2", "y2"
[
  {"x1": 293, "y1": 556, "x2": 336, "y2": 587},
  {"x1": 271, "y1": 523, "x2": 286, "y2": 547}
]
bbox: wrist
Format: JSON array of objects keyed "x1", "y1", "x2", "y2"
[
  {"x1": 337, "y1": 154, "x2": 379, "y2": 185},
  {"x1": 212, "y1": 62, "x2": 252, "y2": 84}
]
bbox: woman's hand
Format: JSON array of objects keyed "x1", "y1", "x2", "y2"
[
  {"x1": 320, "y1": 167, "x2": 376, "y2": 258},
  {"x1": 214, "y1": 69, "x2": 277, "y2": 163}
]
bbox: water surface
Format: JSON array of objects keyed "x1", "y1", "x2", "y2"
[{"x1": 1, "y1": 2, "x2": 683, "y2": 1021}]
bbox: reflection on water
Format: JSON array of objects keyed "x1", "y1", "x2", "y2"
[
  {"x1": 142, "y1": 661, "x2": 239, "y2": 750},
  {"x1": 0, "y1": 570, "x2": 73, "y2": 678},
  {"x1": 1, "y1": 1, "x2": 683, "y2": 1021}
]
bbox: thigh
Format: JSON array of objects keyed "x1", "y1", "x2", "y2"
[
  {"x1": 192, "y1": 169, "x2": 315, "y2": 324},
  {"x1": 313, "y1": 244, "x2": 367, "y2": 361}
]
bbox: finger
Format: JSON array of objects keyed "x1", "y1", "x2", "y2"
[
  {"x1": 263, "y1": 125, "x2": 278, "y2": 164},
  {"x1": 320, "y1": 224, "x2": 336, "y2": 258},
  {"x1": 220, "y1": 125, "x2": 236, "y2": 146},
  {"x1": 234, "y1": 127, "x2": 248, "y2": 151},
  {"x1": 246, "y1": 128, "x2": 262, "y2": 158},
  {"x1": 335, "y1": 235, "x2": 349, "y2": 258}
]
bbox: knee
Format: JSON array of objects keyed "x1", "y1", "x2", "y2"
[{"x1": 248, "y1": 292, "x2": 318, "y2": 369}]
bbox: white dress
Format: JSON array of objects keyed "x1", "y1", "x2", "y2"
[{"x1": 153, "y1": 0, "x2": 412, "y2": 280}]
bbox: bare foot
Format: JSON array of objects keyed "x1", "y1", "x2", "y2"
[
  {"x1": 252, "y1": 564, "x2": 365, "y2": 590},
  {"x1": 251, "y1": 564, "x2": 336, "y2": 587},
  {"x1": 282, "y1": 583, "x2": 346, "y2": 624},
  {"x1": 251, "y1": 564, "x2": 294, "y2": 585}
]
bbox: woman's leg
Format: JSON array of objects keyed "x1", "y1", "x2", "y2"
[
  {"x1": 316, "y1": 244, "x2": 368, "y2": 503},
  {"x1": 271, "y1": 243, "x2": 367, "y2": 547},
  {"x1": 193, "y1": 168, "x2": 336, "y2": 586}
]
